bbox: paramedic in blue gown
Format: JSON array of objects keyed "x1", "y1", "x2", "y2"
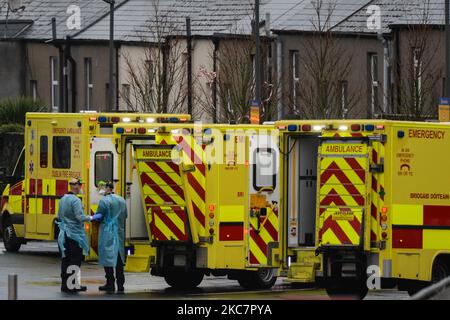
[
  {"x1": 57, "y1": 178, "x2": 100, "y2": 293},
  {"x1": 95, "y1": 181, "x2": 128, "y2": 293}
]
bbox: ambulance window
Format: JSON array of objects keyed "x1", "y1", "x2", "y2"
[
  {"x1": 52, "y1": 136, "x2": 71, "y2": 169},
  {"x1": 12, "y1": 149, "x2": 25, "y2": 179},
  {"x1": 253, "y1": 148, "x2": 276, "y2": 191},
  {"x1": 95, "y1": 152, "x2": 113, "y2": 187},
  {"x1": 40, "y1": 136, "x2": 48, "y2": 168}
]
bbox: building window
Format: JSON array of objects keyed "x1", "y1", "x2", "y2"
[
  {"x1": 340, "y1": 80, "x2": 348, "y2": 118},
  {"x1": 50, "y1": 57, "x2": 59, "y2": 112},
  {"x1": 122, "y1": 84, "x2": 131, "y2": 110},
  {"x1": 413, "y1": 48, "x2": 422, "y2": 99},
  {"x1": 253, "y1": 148, "x2": 276, "y2": 191},
  {"x1": 84, "y1": 58, "x2": 93, "y2": 110},
  {"x1": 40, "y1": 136, "x2": 48, "y2": 168},
  {"x1": 290, "y1": 50, "x2": 300, "y2": 110},
  {"x1": 368, "y1": 53, "x2": 379, "y2": 116},
  {"x1": 94, "y1": 152, "x2": 113, "y2": 187},
  {"x1": 30, "y1": 80, "x2": 38, "y2": 101},
  {"x1": 52, "y1": 136, "x2": 71, "y2": 169}
]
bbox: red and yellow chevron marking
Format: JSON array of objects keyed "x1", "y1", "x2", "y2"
[
  {"x1": 318, "y1": 153, "x2": 368, "y2": 246},
  {"x1": 175, "y1": 135, "x2": 207, "y2": 237},
  {"x1": 330, "y1": 132, "x2": 364, "y2": 138},
  {"x1": 138, "y1": 159, "x2": 189, "y2": 242},
  {"x1": 370, "y1": 142, "x2": 385, "y2": 246},
  {"x1": 248, "y1": 206, "x2": 279, "y2": 266}
]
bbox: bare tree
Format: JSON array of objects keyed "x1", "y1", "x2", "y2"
[
  {"x1": 121, "y1": 0, "x2": 189, "y2": 114},
  {"x1": 393, "y1": 1, "x2": 442, "y2": 120},
  {"x1": 195, "y1": 11, "x2": 278, "y2": 123},
  {"x1": 286, "y1": 0, "x2": 360, "y2": 119}
]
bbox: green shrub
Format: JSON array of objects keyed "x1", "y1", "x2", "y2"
[
  {"x1": 0, "y1": 123, "x2": 25, "y2": 135},
  {"x1": 0, "y1": 97, "x2": 47, "y2": 126}
]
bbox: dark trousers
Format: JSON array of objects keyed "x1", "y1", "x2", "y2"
[
  {"x1": 61, "y1": 236, "x2": 84, "y2": 289},
  {"x1": 104, "y1": 255, "x2": 125, "y2": 288}
]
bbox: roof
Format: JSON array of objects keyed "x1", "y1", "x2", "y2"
[
  {"x1": 0, "y1": 19, "x2": 33, "y2": 38},
  {"x1": 72, "y1": 0, "x2": 258, "y2": 42},
  {"x1": 0, "y1": 0, "x2": 127, "y2": 41},
  {"x1": 332, "y1": 0, "x2": 445, "y2": 35},
  {"x1": 269, "y1": 0, "x2": 372, "y2": 33},
  {"x1": 0, "y1": 0, "x2": 446, "y2": 43}
]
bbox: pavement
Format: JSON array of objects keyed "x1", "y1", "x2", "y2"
[{"x1": 0, "y1": 241, "x2": 410, "y2": 300}]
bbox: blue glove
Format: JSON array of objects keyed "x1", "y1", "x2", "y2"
[{"x1": 90, "y1": 214, "x2": 103, "y2": 222}]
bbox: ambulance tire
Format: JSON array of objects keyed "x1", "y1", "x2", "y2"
[
  {"x1": 325, "y1": 281, "x2": 368, "y2": 300},
  {"x1": 2, "y1": 223, "x2": 21, "y2": 252},
  {"x1": 432, "y1": 259, "x2": 450, "y2": 284},
  {"x1": 164, "y1": 270, "x2": 204, "y2": 291},
  {"x1": 237, "y1": 269, "x2": 277, "y2": 290}
]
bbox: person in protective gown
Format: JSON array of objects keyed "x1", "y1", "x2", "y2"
[
  {"x1": 95, "y1": 181, "x2": 128, "y2": 293},
  {"x1": 57, "y1": 178, "x2": 101, "y2": 293}
]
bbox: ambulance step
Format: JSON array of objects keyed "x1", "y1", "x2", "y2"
[
  {"x1": 125, "y1": 255, "x2": 151, "y2": 273},
  {"x1": 124, "y1": 243, "x2": 155, "y2": 273},
  {"x1": 285, "y1": 264, "x2": 317, "y2": 284},
  {"x1": 285, "y1": 248, "x2": 321, "y2": 284}
]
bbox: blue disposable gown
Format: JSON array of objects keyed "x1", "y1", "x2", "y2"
[
  {"x1": 97, "y1": 194, "x2": 128, "y2": 267},
  {"x1": 57, "y1": 193, "x2": 90, "y2": 257}
]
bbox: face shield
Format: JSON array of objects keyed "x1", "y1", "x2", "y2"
[{"x1": 97, "y1": 181, "x2": 106, "y2": 196}]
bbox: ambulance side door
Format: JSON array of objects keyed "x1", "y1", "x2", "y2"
[{"x1": 247, "y1": 134, "x2": 280, "y2": 267}]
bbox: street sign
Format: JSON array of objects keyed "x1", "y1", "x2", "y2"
[
  {"x1": 439, "y1": 98, "x2": 450, "y2": 122},
  {"x1": 250, "y1": 100, "x2": 260, "y2": 124}
]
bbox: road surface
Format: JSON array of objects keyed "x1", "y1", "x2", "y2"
[{"x1": 0, "y1": 241, "x2": 410, "y2": 300}]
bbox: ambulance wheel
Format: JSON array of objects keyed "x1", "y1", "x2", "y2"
[
  {"x1": 164, "y1": 270, "x2": 204, "y2": 290},
  {"x1": 237, "y1": 268, "x2": 277, "y2": 290},
  {"x1": 432, "y1": 259, "x2": 450, "y2": 284},
  {"x1": 2, "y1": 223, "x2": 21, "y2": 252},
  {"x1": 325, "y1": 281, "x2": 368, "y2": 300}
]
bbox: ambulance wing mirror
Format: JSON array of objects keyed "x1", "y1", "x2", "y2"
[{"x1": 181, "y1": 163, "x2": 196, "y2": 173}]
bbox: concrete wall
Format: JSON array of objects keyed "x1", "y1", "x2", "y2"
[
  {"x1": 275, "y1": 33, "x2": 384, "y2": 119},
  {"x1": 0, "y1": 41, "x2": 25, "y2": 100},
  {"x1": 24, "y1": 42, "x2": 59, "y2": 110},
  {"x1": 393, "y1": 27, "x2": 444, "y2": 117},
  {"x1": 119, "y1": 39, "x2": 215, "y2": 122},
  {"x1": 24, "y1": 42, "x2": 112, "y2": 112},
  {"x1": 70, "y1": 44, "x2": 111, "y2": 112}
]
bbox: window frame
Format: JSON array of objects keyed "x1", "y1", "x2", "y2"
[
  {"x1": 290, "y1": 50, "x2": 300, "y2": 110},
  {"x1": 84, "y1": 57, "x2": 93, "y2": 110},
  {"x1": 40, "y1": 135, "x2": 48, "y2": 168},
  {"x1": 252, "y1": 147, "x2": 277, "y2": 192},
  {"x1": 368, "y1": 53, "x2": 379, "y2": 116},
  {"x1": 94, "y1": 151, "x2": 114, "y2": 187},
  {"x1": 50, "y1": 56, "x2": 59, "y2": 112},
  {"x1": 30, "y1": 80, "x2": 38, "y2": 102},
  {"x1": 52, "y1": 136, "x2": 71, "y2": 169}
]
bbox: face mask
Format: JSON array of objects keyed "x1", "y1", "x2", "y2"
[
  {"x1": 79, "y1": 188, "x2": 84, "y2": 195},
  {"x1": 98, "y1": 189, "x2": 106, "y2": 196}
]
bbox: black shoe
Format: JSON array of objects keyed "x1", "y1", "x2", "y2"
[
  {"x1": 77, "y1": 286, "x2": 87, "y2": 292},
  {"x1": 61, "y1": 285, "x2": 87, "y2": 293},
  {"x1": 99, "y1": 284, "x2": 115, "y2": 293},
  {"x1": 117, "y1": 286, "x2": 124, "y2": 294},
  {"x1": 61, "y1": 287, "x2": 78, "y2": 294}
]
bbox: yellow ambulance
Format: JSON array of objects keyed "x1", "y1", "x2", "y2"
[
  {"x1": 0, "y1": 112, "x2": 190, "y2": 260},
  {"x1": 278, "y1": 119, "x2": 450, "y2": 298},
  {"x1": 113, "y1": 122, "x2": 281, "y2": 290}
]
